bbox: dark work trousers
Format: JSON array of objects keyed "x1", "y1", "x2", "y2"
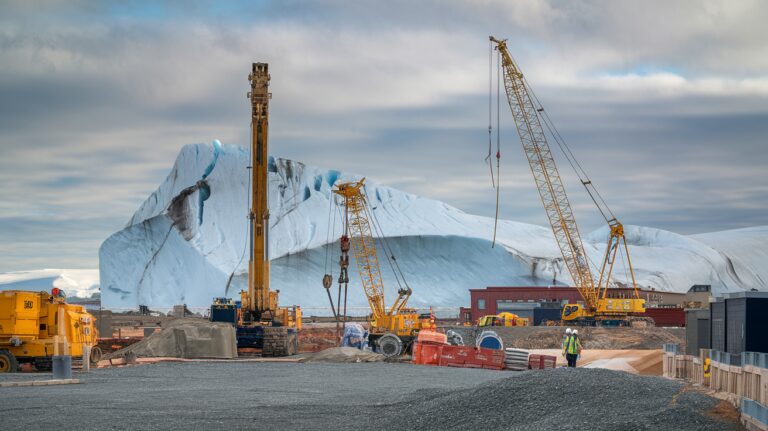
[{"x1": 566, "y1": 353, "x2": 578, "y2": 367}]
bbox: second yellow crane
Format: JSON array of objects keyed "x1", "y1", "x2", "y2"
[
  {"x1": 333, "y1": 178, "x2": 435, "y2": 356},
  {"x1": 489, "y1": 36, "x2": 647, "y2": 326}
]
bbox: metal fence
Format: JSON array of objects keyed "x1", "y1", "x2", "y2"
[
  {"x1": 742, "y1": 399, "x2": 768, "y2": 427},
  {"x1": 711, "y1": 350, "x2": 742, "y2": 366},
  {"x1": 742, "y1": 351, "x2": 768, "y2": 369}
]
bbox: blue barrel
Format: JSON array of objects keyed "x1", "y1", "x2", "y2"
[
  {"x1": 52, "y1": 355, "x2": 72, "y2": 380},
  {"x1": 476, "y1": 330, "x2": 504, "y2": 350}
]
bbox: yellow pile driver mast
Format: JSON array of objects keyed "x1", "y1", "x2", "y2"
[
  {"x1": 489, "y1": 36, "x2": 646, "y2": 326},
  {"x1": 210, "y1": 63, "x2": 300, "y2": 355},
  {"x1": 243, "y1": 62, "x2": 276, "y2": 324},
  {"x1": 241, "y1": 62, "x2": 301, "y2": 329},
  {"x1": 333, "y1": 179, "x2": 435, "y2": 356}
]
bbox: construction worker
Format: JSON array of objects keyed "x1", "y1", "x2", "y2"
[
  {"x1": 573, "y1": 329, "x2": 583, "y2": 364},
  {"x1": 562, "y1": 328, "x2": 572, "y2": 350},
  {"x1": 562, "y1": 328, "x2": 582, "y2": 368},
  {"x1": 561, "y1": 328, "x2": 572, "y2": 366}
]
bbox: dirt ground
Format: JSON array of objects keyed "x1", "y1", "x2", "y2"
[{"x1": 528, "y1": 348, "x2": 663, "y2": 375}]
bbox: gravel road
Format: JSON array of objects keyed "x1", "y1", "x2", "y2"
[
  {"x1": 0, "y1": 362, "x2": 741, "y2": 430},
  {"x1": 0, "y1": 362, "x2": 506, "y2": 430}
]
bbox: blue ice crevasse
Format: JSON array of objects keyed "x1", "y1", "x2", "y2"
[{"x1": 197, "y1": 140, "x2": 222, "y2": 225}]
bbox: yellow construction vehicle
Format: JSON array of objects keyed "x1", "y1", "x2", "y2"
[
  {"x1": 0, "y1": 289, "x2": 100, "y2": 372},
  {"x1": 489, "y1": 36, "x2": 647, "y2": 326},
  {"x1": 333, "y1": 178, "x2": 436, "y2": 356},
  {"x1": 210, "y1": 63, "x2": 301, "y2": 356},
  {"x1": 477, "y1": 312, "x2": 530, "y2": 327}
]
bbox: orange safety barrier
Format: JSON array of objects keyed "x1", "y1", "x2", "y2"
[
  {"x1": 412, "y1": 331, "x2": 505, "y2": 370},
  {"x1": 438, "y1": 345, "x2": 505, "y2": 370},
  {"x1": 416, "y1": 330, "x2": 448, "y2": 345},
  {"x1": 412, "y1": 342, "x2": 443, "y2": 366},
  {"x1": 528, "y1": 354, "x2": 557, "y2": 370}
]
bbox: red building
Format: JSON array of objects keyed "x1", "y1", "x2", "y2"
[{"x1": 459, "y1": 286, "x2": 685, "y2": 326}]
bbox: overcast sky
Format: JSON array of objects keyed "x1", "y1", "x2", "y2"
[{"x1": 1, "y1": 0, "x2": 767, "y2": 272}]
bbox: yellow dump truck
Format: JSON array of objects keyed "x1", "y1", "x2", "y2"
[{"x1": 0, "y1": 290, "x2": 100, "y2": 372}]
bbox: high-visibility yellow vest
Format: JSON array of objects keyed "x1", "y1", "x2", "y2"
[{"x1": 564, "y1": 335, "x2": 581, "y2": 355}]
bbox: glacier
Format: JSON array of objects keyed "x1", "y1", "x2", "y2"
[
  {"x1": 0, "y1": 269, "x2": 100, "y2": 299},
  {"x1": 98, "y1": 142, "x2": 768, "y2": 312}
]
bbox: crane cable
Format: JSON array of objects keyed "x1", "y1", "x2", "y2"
[
  {"x1": 363, "y1": 185, "x2": 408, "y2": 291},
  {"x1": 517, "y1": 67, "x2": 626, "y2": 286},
  {"x1": 491, "y1": 47, "x2": 502, "y2": 248},
  {"x1": 618, "y1": 243, "x2": 630, "y2": 289},
  {"x1": 322, "y1": 188, "x2": 340, "y2": 319},
  {"x1": 523, "y1": 76, "x2": 616, "y2": 223},
  {"x1": 523, "y1": 81, "x2": 607, "y2": 278},
  {"x1": 324, "y1": 187, "x2": 336, "y2": 277},
  {"x1": 520, "y1": 76, "x2": 619, "y2": 277},
  {"x1": 225, "y1": 145, "x2": 253, "y2": 295},
  {"x1": 486, "y1": 39, "x2": 495, "y2": 188}
]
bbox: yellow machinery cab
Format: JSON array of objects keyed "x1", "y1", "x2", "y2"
[{"x1": 0, "y1": 289, "x2": 99, "y2": 372}]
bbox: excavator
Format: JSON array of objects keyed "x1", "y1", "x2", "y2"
[
  {"x1": 332, "y1": 178, "x2": 435, "y2": 356},
  {"x1": 489, "y1": 36, "x2": 648, "y2": 326},
  {"x1": 210, "y1": 63, "x2": 301, "y2": 356}
]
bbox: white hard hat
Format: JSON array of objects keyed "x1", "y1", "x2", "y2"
[
  {"x1": 573, "y1": 329, "x2": 579, "y2": 335},
  {"x1": 565, "y1": 328, "x2": 572, "y2": 334}
]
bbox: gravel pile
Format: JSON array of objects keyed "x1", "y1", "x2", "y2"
[
  {"x1": 0, "y1": 362, "x2": 742, "y2": 430},
  {"x1": 382, "y1": 368, "x2": 740, "y2": 431}
]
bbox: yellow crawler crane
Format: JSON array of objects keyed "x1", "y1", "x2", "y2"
[
  {"x1": 490, "y1": 36, "x2": 647, "y2": 326},
  {"x1": 333, "y1": 178, "x2": 435, "y2": 356}
]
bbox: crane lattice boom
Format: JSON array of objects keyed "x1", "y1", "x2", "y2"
[
  {"x1": 333, "y1": 179, "x2": 387, "y2": 319},
  {"x1": 490, "y1": 36, "x2": 599, "y2": 310}
]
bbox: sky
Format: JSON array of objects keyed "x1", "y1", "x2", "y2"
[{"x1": 0, "y1": 0, "x2": 767, "y2": 272}]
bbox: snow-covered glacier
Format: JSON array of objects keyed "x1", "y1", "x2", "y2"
[
  {"x1": 99, "y1": 142, "x2": 768, "y2": 311},
  {"x1": 0, "y1": 269, "x2": 100, "y2": 299}
]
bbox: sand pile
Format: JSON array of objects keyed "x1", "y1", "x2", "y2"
[
  {"x1": 528, "y1": 349, "x2": 664, "y2": 375},
  {"x1": 107, "y1": 318, "x2": 237, "y2": 359},
  {"x1": 300, "y1": 347, "x2": 384, "y2": 363}
]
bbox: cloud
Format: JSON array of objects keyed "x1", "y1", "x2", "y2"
[{"x1": 0, "y1": 0, "x2": 767, "y2": 271}]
